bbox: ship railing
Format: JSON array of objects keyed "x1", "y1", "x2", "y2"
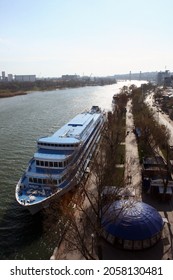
[
  {"x1": 63, "y1": 123, "x2": 102, "y2": 184},
  {"x1": 73, "y1": 122, "x2": 103, "y2": 174},
  {"x1": 74, "y1": 120, "x2": 103, "y2": 161},
  {"x1": 25, "y1": 157, "x2": 34, "y2": 172}
]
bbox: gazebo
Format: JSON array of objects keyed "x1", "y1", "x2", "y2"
[{"x1": 102, "y1": 200, "x2": 164, "y2": 250}]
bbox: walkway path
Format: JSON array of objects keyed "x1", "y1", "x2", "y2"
[{"x1": 125, "y1": 99, "x2": 142, "y2": 200}]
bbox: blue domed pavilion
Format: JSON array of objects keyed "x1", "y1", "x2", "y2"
[{"x1": 102, "y1": 200, "x2": 164, "y2": 250}]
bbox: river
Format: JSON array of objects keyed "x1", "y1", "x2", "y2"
[{"x1": 0, "y1": 81, "x2": 144, "y2": 259}]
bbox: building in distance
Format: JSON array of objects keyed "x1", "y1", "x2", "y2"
[
  {"x1": 8, "y1": 74, "x2": 13, "y2": 82},
  {"x1": 157, "y1": 70, "x2": 170, "y2": 86},
  {"x1": 14, "y1": 75, "x2": 36, "y2": 82}
]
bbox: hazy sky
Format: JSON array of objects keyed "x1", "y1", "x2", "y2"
[{"x1": 0, "y1": 0, "x2": 173, "y2": 77}]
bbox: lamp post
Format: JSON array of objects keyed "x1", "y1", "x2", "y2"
[{"x1": 91, "y1": 233, "x2": 94, "y2": 255}]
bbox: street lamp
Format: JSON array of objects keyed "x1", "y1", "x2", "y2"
[{"x1": 91, "y1": 233, "x2": 94, "y2": 255}]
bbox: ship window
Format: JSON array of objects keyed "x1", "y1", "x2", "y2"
[
  {"x1": 59, "y1": 162, "x2": 62, "y2": 167},
  {"x1": 41, "y1": 161, "x2": 44, "y2": 166},
  {"x1": 29, "y1": 178, "x2": 33, "y2": 183},
  {"x1": 45, "y1": 161, "x2": 48, "y2": 167},
  {"x1": 50, "y1": 162, "x2": 53, "y2": 167},
  {"x1": 54, "y1": 162, "x2": 58, "y2": 168},
  {"x1": 38, "y1": 178, "x2": 42, "y2": 184},
  {"x1": 36, "y1": 160, "x2": 39, "y2": 166},
  {"x1": 33, "y1": 178, "x2": 37, "y2": 183}
]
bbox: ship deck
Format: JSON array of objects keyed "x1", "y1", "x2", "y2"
[
  {"x1": 18, "y1": 188, "x2": 50, "y2": 204},
  {"x1": 39, "y1": 112, "x2": 101, "y2": 143},
  {"x1": 18, "y1": 179, "x2": 69, "y2": 205}
]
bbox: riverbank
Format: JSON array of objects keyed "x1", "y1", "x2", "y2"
[
  {"x1": 0, "y1": 78, "x2": 117, "y2": 99},
  {"x1": 0, "y1": 84, "x2": 116, "y2": 99},
  {"x1": 0, "y1": 91, "x2": 28, "y2": 98}
]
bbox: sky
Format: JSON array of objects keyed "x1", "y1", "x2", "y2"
[{"x1": 0, "y1": 0, "x2": 173, "y2": 77}]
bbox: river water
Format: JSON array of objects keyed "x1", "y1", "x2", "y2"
[{"x1": 0, "y1": 81, "x2": 143, "y2": 259}]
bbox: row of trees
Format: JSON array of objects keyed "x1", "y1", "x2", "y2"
[
  {"x1": 132, "y1": 87, "x2": 170, "y2": 157},
  {"x1": 131, "y1": 86, "x2": 171, "y2": 198}
]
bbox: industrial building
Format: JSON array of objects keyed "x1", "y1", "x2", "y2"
[
  {"x1": 8, "y1": 74, "x2": 13, "y2": 82},
  {"x1": 14, "y1": 75, "x2": 36, "y2": 82},
  {"x1": 157, "y1": 70, "x2": 170, "y2": 86},
  {"x1": 0, "y1": 71, "x2": 36, "y2": 82}
]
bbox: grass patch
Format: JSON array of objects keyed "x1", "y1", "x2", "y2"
[{"x1": 115, "y1": 144, "x2": 125, "y2": 164}]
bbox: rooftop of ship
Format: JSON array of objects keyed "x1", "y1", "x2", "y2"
[{"x1": 38, "y1": 107, "x2": 102, "y2": 145}]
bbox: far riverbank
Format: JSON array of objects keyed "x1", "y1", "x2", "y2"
[
  {"x1": 0, "y1": 91, "x2": 27, "y2": 98},
  {"x1": 0, "y1": 84, "x2": 114, "y2": 99},
  {"x1": 0, "y1": 78, "x2": 117, "y2": 98}
]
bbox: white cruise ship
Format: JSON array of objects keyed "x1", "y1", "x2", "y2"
[{"x1": 15, "y1": 106, "x2": 105, "y2": 214}]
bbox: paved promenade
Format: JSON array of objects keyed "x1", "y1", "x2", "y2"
[{"x1": 124, "y1": 99, "x2": 142, "y2": 200}]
